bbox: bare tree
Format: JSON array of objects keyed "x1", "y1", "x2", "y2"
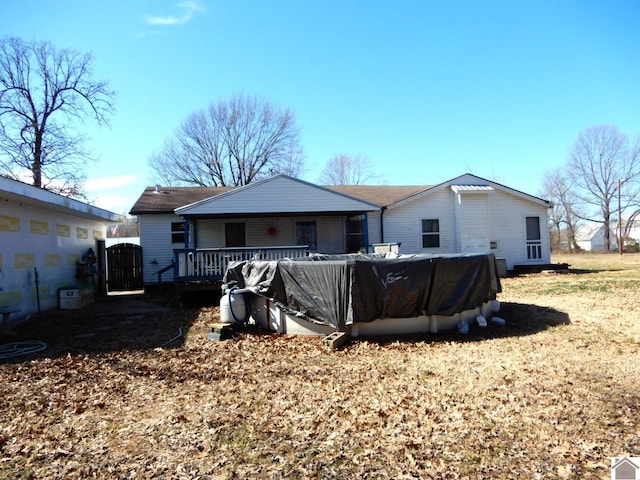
[
  {"x1": 0, "y1": 37, "x2": 115, "y2": 197},
  {"x1": 149, "y1": 93, "x2": 304, "y2": 187},
  {"x1": 568, "y1": 124, "x2": 640, "y2": 251},
  {"x1": 541, "y1": 167, "x2": 583, "y2": 252},
  {"x1": 319, "y1": 153, "x2": 379, "y2": 185},
  {"x1": 108, "y1": 216, "x2": 139, "y2": 238}
]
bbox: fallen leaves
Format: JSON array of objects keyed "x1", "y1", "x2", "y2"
[{"x1": 1, "y1": 254, "x2": 639, "y2": 478}]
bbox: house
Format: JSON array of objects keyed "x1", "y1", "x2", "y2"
[
  {"x1": 575, "y1": 224, "x2": 618, "y2": 251},
  {"x1": 575, "y1": 221, "x2": 640, "y2": 252},
  {"x1": 129, "y1": 173, "x2": 552, "y2": 288},
  {"x1": 0, "y1": 177, "x2": 124, "y2": 326}
]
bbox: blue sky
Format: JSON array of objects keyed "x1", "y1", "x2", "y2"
[{"x1": 2, "y1": 1, "x2": 639, "y2": 215}]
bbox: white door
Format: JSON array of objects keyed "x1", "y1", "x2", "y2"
[{"x1": 526, "y1": 216, "x2": 542, "y2": 260}]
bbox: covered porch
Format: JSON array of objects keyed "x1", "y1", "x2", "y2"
[{"x1": 171, "y1": 176, "x2": 382, "y2": 285}]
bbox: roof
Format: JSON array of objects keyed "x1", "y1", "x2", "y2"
[
  {"x1": 130, "y1": 185, "x2": 234, "y2": 214},
  {"x1": 0, "y1": 176, "x2": 124, "y2": 223},
  {"x1": 129, "y1": 173, "x2": 553, "y2": 215},
  {"x1": 387, "y1": 173, "x2": 553, "y2": 210},
  {"x1": 131, "y1": 182, "x2": 429, "y2": 215},
  {"x1": 326, "y1": 185, "x2": 431, "y2": 207}
]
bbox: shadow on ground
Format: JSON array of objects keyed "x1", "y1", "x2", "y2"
[
  {"x1": 1, "y1": 294, "x2": 572, "y2": 360},
  {"x1": 0, "y1": 293, "x2": 208, "y2": 363},
  {"x1": 352, "y1": 301, "x2": 571, "y2": 346}
]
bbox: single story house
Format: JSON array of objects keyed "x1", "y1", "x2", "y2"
[
  {"x1": 0, "y1": 176, "x2": 124, "y2": 325},
  {"x1": 129, "y1": 173, "x2": 553, "y2": 287},
  {"x1": 574, "y1": 220, "x2": 640, "y2": 252},
  {"x1": 575, "y1": 225, "x2": 617, "y2": 251}
]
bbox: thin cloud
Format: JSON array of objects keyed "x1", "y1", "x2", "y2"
[
  {"x1": 145, "y1": 1, "x2": 204, "y2": 26},
  {"x1": 85, "y1": 175, "x2": 138, "y2": 191}
]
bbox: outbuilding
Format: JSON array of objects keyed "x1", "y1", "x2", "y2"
[{"x1": 0, "y1": 177, "x2": 124, "y2": 329}]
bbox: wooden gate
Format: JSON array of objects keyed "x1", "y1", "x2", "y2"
[{"x1": 106, "y1": 243, "x2": 143, "y2": 291}]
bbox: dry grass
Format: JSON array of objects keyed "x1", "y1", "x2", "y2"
[{"x1": 1, "y1": 253, "x2": 640, "y2": 479}]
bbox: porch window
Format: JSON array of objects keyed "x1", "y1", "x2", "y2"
[
  {"x1": 225, "y1": 222, "x2": 246, "y2": 247},
  {"x1": 171, "y1": 222, "x2": 185, "y2": 244},
  {"x1": 296, "y1": 221, "x2": 317, "y2": 251},
  {"x1": 421, "y1": 219, "x2": 440, "y2": 248}
]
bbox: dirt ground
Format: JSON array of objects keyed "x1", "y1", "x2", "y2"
[{"x1": 1, "y1": 253, "x2": 639, "y2": 479}]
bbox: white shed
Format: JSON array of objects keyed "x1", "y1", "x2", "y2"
[{"x1": 0, "y1": 177, "x2": 124, "y2": 326}]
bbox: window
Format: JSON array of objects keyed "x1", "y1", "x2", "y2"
[
  {"x1": 225, "y1": 223, "x2": 246, "y2": 247},
  {"x1": 296, "y1": 221, "x2": 317, "y2": 251},
  {"x1": 421, "y1": 219, "x2": 440, "y2": 248},
  {"x1": 526, "y1": 216, "x2": 541, "y2": 241},
  {"x1": 171, "y1": 222, "x2": 185, "y2": 244}
]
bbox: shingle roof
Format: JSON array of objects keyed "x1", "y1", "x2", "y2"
[
  {"x1": 129, "y1": 186, "x2": 234, "y2": 214},
  {"x1": 325, "y1": 185, "x2": 431, "y2": 207},
  {"x1": 129, "y1": 183, "x2": 432, "y2": 215}
]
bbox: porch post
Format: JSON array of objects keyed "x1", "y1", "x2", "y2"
[
  {"x1": 183, "y1": 218, "x2": 190, "y2": 248},
  {"x1": 363, "y1": 212, "x2": 369, "y2": 253}
]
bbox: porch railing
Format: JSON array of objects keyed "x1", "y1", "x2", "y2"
[{"x1": 174, "y1": 246, "x2": 309, "y2": 282}]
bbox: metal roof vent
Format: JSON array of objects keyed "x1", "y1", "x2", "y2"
[{"x1": 154, "y1": 184, "x2": 162, "y2": 194}]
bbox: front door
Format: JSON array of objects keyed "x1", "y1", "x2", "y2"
[
  {"x1": 526, "y1": 216, "x2": 542, "y2": 260},
  {"x1": 296, "y1": 221, "x2": 317, "y2": 251},
  {"x1": 345, "y1": 215, "x2": 365, "y2": 253}
]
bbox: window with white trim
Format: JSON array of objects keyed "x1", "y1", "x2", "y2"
[
  {"x1": 171, "y1": 222, "x2": 185, "y2": 244},
  {"x1": 421, "y1": 219, "x2": 440, "y2": 248}
]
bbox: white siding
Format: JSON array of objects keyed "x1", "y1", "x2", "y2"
[
  {"x1": 179, "y1": 176, "x2": 378, "y2": 215},
  {"x1": 458, "y1": 193, "x2": 490, "y2": 253},
  {"x1": 139, "y1": 214, "x2": 184, "y2": 285},
  {"x1": 1, "y1": 198, "x2": 108, "y2": 320},
  {"x1": 195, "y1": 216, "x2": 345, "y2": 252},
  {"x1": 316, "y1": 216, "x2": 345, "y2": 253},
  {"x1": 381, "y1": 188, "x2": 457, "y2": 254},
  {"x1": 196, "y1": 219, "x2": 225, "y2": 247},
  {"x1": 379, "y1": 184, "x2": 551, "y2": 269},
  {"x1": 367, "y1": 211, "x2": 382, "y2": 246},
  {"x1": 485, "y1": 189, "x2": 551, "y2": 268}
]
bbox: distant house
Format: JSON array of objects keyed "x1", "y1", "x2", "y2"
[
  {"x1": 575, "y1": 221, "x2": 640, "y2": 251},
  {"x1": 575, "y1": 224, "x2": 617, "y2": 251},
  {"x1": 0, "y1": 177, "x2": 124, "y2": 324},
  {"x1": 130, "y1": 173, "x2": 552, "y2": 287}
]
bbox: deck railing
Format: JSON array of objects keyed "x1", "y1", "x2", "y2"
[{"x1": 174, "y1": 246, "x2": 309, "y2": 282}]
